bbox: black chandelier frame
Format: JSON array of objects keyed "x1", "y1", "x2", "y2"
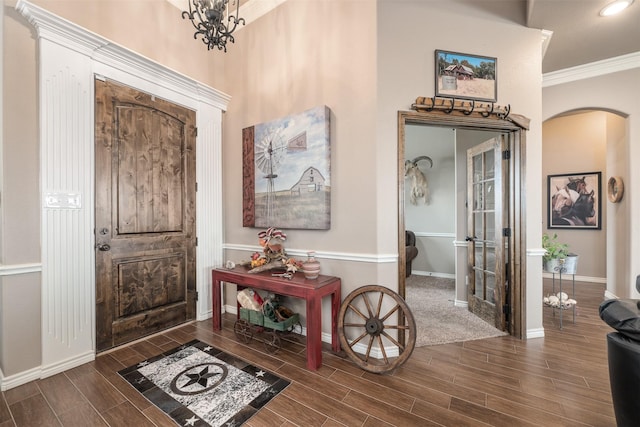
[{"x1": 182, "y1": 0, "x2": 245, "y2": 52}]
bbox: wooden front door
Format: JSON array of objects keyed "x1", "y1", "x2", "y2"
[
  {"x1": 466, "y1": 136, "x2": 509, "y2": 331},
  {"x1": 95, "y1": 78, "x2": 197, "y2": 352}
]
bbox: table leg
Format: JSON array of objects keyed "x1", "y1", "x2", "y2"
[
  {"x1": 212, "y1": 278, "x2": 222, "y2": 330},
  {"x1": 331, "y1": 290, "x2": 341, "y2": 353},
  {"x1": 306, "y1": 296, "x2": 322, "y2": 370}
]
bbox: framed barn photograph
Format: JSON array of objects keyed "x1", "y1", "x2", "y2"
[
  {"x1": 435, "y1": 50, "x2": 497, "y2": 102},
  {"x1": 547, "y1": 172, "x2": 601, "y2": 230},
  {"x1": 242, "y1": 106, "x2": 331, "y2": 230}
]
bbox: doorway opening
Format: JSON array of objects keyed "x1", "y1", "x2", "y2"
[
  {"x1": 398, "y1": 110, "x2": 528, "y2": 339},
  {"x1": 542, "y1": 109, "x2": 629, "y2": 300}
]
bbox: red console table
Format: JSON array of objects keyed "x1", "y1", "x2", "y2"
[{"x1": 211, "y1": 266, "x2": 341, "y2": 370}]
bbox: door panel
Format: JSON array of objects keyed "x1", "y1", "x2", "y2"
[
  {"x1": 95, "y1": 79, "x2": 197, "y2": 351},
  {"x1": 467, "y1": 137, "x2": 508, "y2": 330}
]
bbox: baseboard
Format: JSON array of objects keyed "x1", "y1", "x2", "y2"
[
  {"x1": 454, "y1": 299, "x2": 468, "y2": 308},
  {"x1": 604, "y1": 289, "x2": 619, "y2": 300},
  {"x1": 542, "y1": 273, "x2": 606, "y2": 284},
  {"x1": 526, "y1": 328, "x2": 545, "y2": 339},
  {"x1": 412, "y1": 270, "x2": 455, "y2": 279},
  {"x1": 1, "y1": 349, "x2": 98, "y2": 391},
  {"x1": 1, "y1": 365, "x2": 42, "y2": 391},
  {"x1": 40, "y1": 350, "x2": 96, "y2": 380},
  {"x1": 197, "y1": 310, "x2": 213, "y2": 321}
]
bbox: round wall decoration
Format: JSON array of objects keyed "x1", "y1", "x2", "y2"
[{"x1": 607, "y1": 176, "x2": 624, "y2": 203}]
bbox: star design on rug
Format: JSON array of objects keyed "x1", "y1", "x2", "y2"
[
  {"x1": 134, "y1": 377, "x2": 146, "y2": 385},
  {"x1": 183, "y1": 366, "x2": 220, "y2": 388},
  {"x1": 137, "y1": 360, "x2": 150, "y2": 367},
  {"x1": 203, "y1": 346, "x2": 212, "y2": 352},
  {"x1": 184, "y1": 415, "x2": 199, "y2": 426},
  {"x1": 255, "y1": 370, "x2": 266, "y2": 378},
  {"x1": 225, "y1": 421, "x2": 238, "y2": 427}
]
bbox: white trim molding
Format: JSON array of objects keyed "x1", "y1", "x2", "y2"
[
  {"x1": 412, "y1": 270, "x2": 455, "y2": 280},
  {"x1": 414, "y1": 232, "x2": 456, "y2": 238},
  {"x1": 526, "y1": 328, "x2": 545, "y2": 339},
  {"x1": 0, "y1": 263, "x2": 42, "y2": 276},
  {"x1": 527, "y1": 248, "x2": 547, "y2": 257},
  {"x1": 1, "y1": 366, "x2": 41, "y2": 392},
  {"x1": 542, "y1": 273, "x2": 606, "y2": 284},
  {"x1": 222, "y1": 244, "x2": 398, "y2": 264},
  {"x1": 543, "y1": 51, "x2": 640, "y2": 87}
]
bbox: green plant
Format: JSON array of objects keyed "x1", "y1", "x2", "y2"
[{"x1": 542, "y1": 233, "x2": 569, "y2": 261}]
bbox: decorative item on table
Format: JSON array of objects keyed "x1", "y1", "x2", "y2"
[
  {"x1": 544, "y1": 292, "x2": 577, "y2": 309},
  {"x1": 238, "y1": 291, "x2": 296, "y2": 324},
  {"x1": 284, "y1": 257, "x2": 303, "y2": 273},
  {"x1": 238, "y1": 227, "x2": 290, "y2": 273},
  {"x1": 302, "y1": 251, "x2": 321, "y2": 280},
  {"x1": 237, "y1": 288, "x2": 264, "y2": 311}
]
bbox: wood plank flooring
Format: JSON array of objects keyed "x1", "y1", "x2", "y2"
[{"x1": 0, "y1": 279, "x2": 617, "y2": 426}]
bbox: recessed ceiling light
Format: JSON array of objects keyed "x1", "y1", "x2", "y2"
[{"x1": 599, "y1": 0, "x2": 634, "y2": 17}]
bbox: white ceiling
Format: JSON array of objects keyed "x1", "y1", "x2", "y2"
[{"x1": 170, "y1": 0, "x2": 640, "y2": 73}]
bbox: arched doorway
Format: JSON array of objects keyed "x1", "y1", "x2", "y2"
[{"x1": 542, "y1": 109, "x2": 630, "y2": 299}]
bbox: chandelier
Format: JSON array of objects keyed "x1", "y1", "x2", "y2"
[{"x1": 182, "y1": 0, "x2": 245, "y2": 52}]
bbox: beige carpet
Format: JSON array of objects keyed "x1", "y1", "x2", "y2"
[{"x1": 406, "y1": 275, "x2": 508, "y2": 347}]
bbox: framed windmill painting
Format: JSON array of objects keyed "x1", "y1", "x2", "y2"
[{"x1": 242, "y1": 106, "x2": 332, "y2": 230}]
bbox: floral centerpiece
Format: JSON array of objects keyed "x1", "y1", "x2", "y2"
[{"x1": 241, "y1": 227, "x2": 303, "y2": 275}]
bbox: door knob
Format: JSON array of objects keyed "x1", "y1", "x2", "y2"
[
  {"x1": 465, "y1": 236, "x2": 476, "y2": 241},
  {"x1": 96, "y1": 243, "x2": 111, "y2": 251}
]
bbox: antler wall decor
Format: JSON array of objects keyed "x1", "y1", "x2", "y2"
[{"x1": 405, "y1": 156, "x2": 433, "y2": 205}]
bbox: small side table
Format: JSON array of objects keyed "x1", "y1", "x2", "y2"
[
  {"x1": 549, "y1": 260, "x2": 576, "y2": 329},
  {"x1": 211, "y1": 266, "x2": 341, "y2": 370}
]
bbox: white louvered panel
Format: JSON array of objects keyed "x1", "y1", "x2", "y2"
[
  {"x1": 40, "y1": 38, "x2": 95, "y2": 368},
  {"x1": 196, "y1": 106, "x2": 224, "y2": 320}
]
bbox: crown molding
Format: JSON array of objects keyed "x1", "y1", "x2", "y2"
[
  {"x1": 543, "y1": 51, "x2": 640, "y2": 87},
  {"x1": 541, "y1": 29, "x2": 553, "y2": 60}
]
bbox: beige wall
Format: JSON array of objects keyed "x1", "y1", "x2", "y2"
[
  {"x1": 221, "y1": 0, "x2": 380, "y2": 314},
  {"x1": 221, "y1": 0, "x2": 544, "y2": 333},
  {"x1": 376, "y1": 1, "x2": 544, "y2": 333},
  {"x1": 2, "y1": 0, "x2": 547, "y2": 381},
  {"x1": 543, "y1": 68, "x2": 639, "y2": 298},
  {"x1": 542, "y1": 111, "x2": 608, "y2": 279}
]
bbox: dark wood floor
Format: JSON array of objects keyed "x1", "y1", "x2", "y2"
[{"x1": 0, "y1": 279, "x2": 616, "y2": 426}]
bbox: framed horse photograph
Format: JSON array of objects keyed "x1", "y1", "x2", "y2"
[{"x1": 547, "y1": 172, "x2": 601, "y2": 230}]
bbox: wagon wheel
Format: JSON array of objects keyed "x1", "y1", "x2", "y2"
[
  {"x1": 234, "y1": 319, "x2": 253, "y2": 343},
  {"x1": 263, "y1": 330, "x2": 281, "y2": 354},
  {"x1": 338, "y1": 285, "x2": 416, "y2": 373}
]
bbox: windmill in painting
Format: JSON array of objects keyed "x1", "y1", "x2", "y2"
[{"x1": 243, "y1": 106, "x2": 331, "y2": 230}]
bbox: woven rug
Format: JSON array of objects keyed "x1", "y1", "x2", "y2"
[
  {"x1": 406, "y1": 275, "x2": 508, "y2": 347},
  {"x1": 118, "y1": 339, "x2": 289, "y2": 427}
]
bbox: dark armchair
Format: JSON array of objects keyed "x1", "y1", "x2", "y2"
[
  {"x1": 599, "y1": 276, "x2": 640, "y2": 426},
  {"x1": 405, "y1": 230, "x2": 418, "y2": 277}
]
